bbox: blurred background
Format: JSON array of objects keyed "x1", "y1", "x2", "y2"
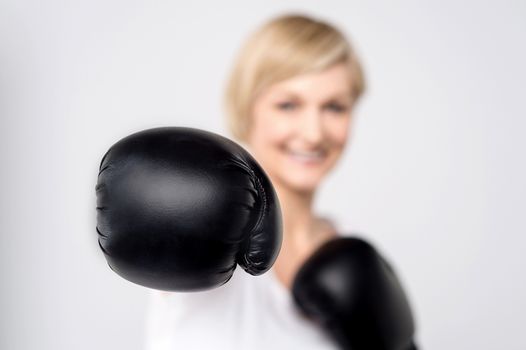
[{"x1": 1, "y1": 0, "x2": 525, "y2": 349}]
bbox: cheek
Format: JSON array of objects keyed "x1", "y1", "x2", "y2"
[
  {"x1": 326, "y1": 117, "x2": 351, "y2": 148},
  {"x1": 251, "y1": 109, "x2": 293, "y2": 149}
]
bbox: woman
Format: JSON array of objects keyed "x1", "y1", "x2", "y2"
[
  {"x1": 144, "y1": 13, "x2": 365, "y2": 350},
  {"x1": 224, "y1": 13, "x2": 365, "y2": 291}
]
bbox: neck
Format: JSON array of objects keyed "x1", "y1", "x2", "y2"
[{"x1": 272, "y1": 180, "x2": 317, "y2": 242}]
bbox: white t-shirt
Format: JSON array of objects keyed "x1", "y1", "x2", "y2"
[{"x1": 143, "y1": 267, "x2": 338, "y2": 350}]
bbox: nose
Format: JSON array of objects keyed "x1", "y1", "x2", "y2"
[{"x1": 299, "y1": 107, "x2": 324, "y2": 145}]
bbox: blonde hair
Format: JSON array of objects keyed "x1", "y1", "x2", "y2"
[{"x1": 224, "y1": 13, "x2": 366, "y2": 142}]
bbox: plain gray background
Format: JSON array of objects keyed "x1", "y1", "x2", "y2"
[{"x1": 1, "y1": 0, "x2": 525, "y2": 349}]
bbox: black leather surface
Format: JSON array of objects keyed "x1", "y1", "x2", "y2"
[
  {"x1": 292, "y1": 237, "x2": 417, "y2": 350},
  {"x1": 96, "y1": 127, "x2": 282, "y2": 291}
]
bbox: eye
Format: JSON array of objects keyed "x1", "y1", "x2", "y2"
[
  {"x1": 276, "y1": 101, "x2": 297, "y2": 111},
  {"x1": 325, "y1": 102, "x2": 349, "y2": 114}
]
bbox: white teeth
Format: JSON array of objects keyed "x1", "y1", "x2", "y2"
[
  {"x1": 288, "y1": 150, "x2": 325, "y2": 161},
  {"x1": 292, "y1": 152, "x2": 322, "y2": 157}
]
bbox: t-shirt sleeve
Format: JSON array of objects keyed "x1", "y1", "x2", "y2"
[
  {"x1": 142, "y1": 278, "x2": 241, "y2": 350},
  {"x1": 143, "y1": 290, "x2": 191, "y2": 350}
]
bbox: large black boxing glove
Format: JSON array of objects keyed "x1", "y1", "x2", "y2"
[
  {"x1": 96, "y1": 127, "x2": 282, "y2": 292},
  {"x1": 292, "y1": 237, "x2": 417, "y2": 350}
]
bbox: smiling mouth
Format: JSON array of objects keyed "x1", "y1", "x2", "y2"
[{"x1": 286, "y1": 149, "x2": 327, "y2": 164}]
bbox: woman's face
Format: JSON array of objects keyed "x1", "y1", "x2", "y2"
[{"x1": 247, "y1": 63, "x2": 355, "y2": 193}]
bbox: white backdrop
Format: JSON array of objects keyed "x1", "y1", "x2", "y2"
[{"x1": 1, "y1": 1, "x2": 525, "y2": 349}]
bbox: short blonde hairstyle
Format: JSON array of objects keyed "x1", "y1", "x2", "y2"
[{"x1": 224, "y1": 13, "x2": 366, "y2": 142}]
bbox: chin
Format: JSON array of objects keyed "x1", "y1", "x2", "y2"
[
  {"x1": 279, "y1": 173, "x2": 325, "y2": 193},
  {"x1": 280, "y1": 158, "x2": 339, "y2": 192}
]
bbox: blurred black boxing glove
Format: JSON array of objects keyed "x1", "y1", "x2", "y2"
[
  {"x1": 292, "y1": 237, "x2": 417, "y2": 350},
  {"x1": 95, "y1": 127, "x2": 282, "y2": 292}
]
